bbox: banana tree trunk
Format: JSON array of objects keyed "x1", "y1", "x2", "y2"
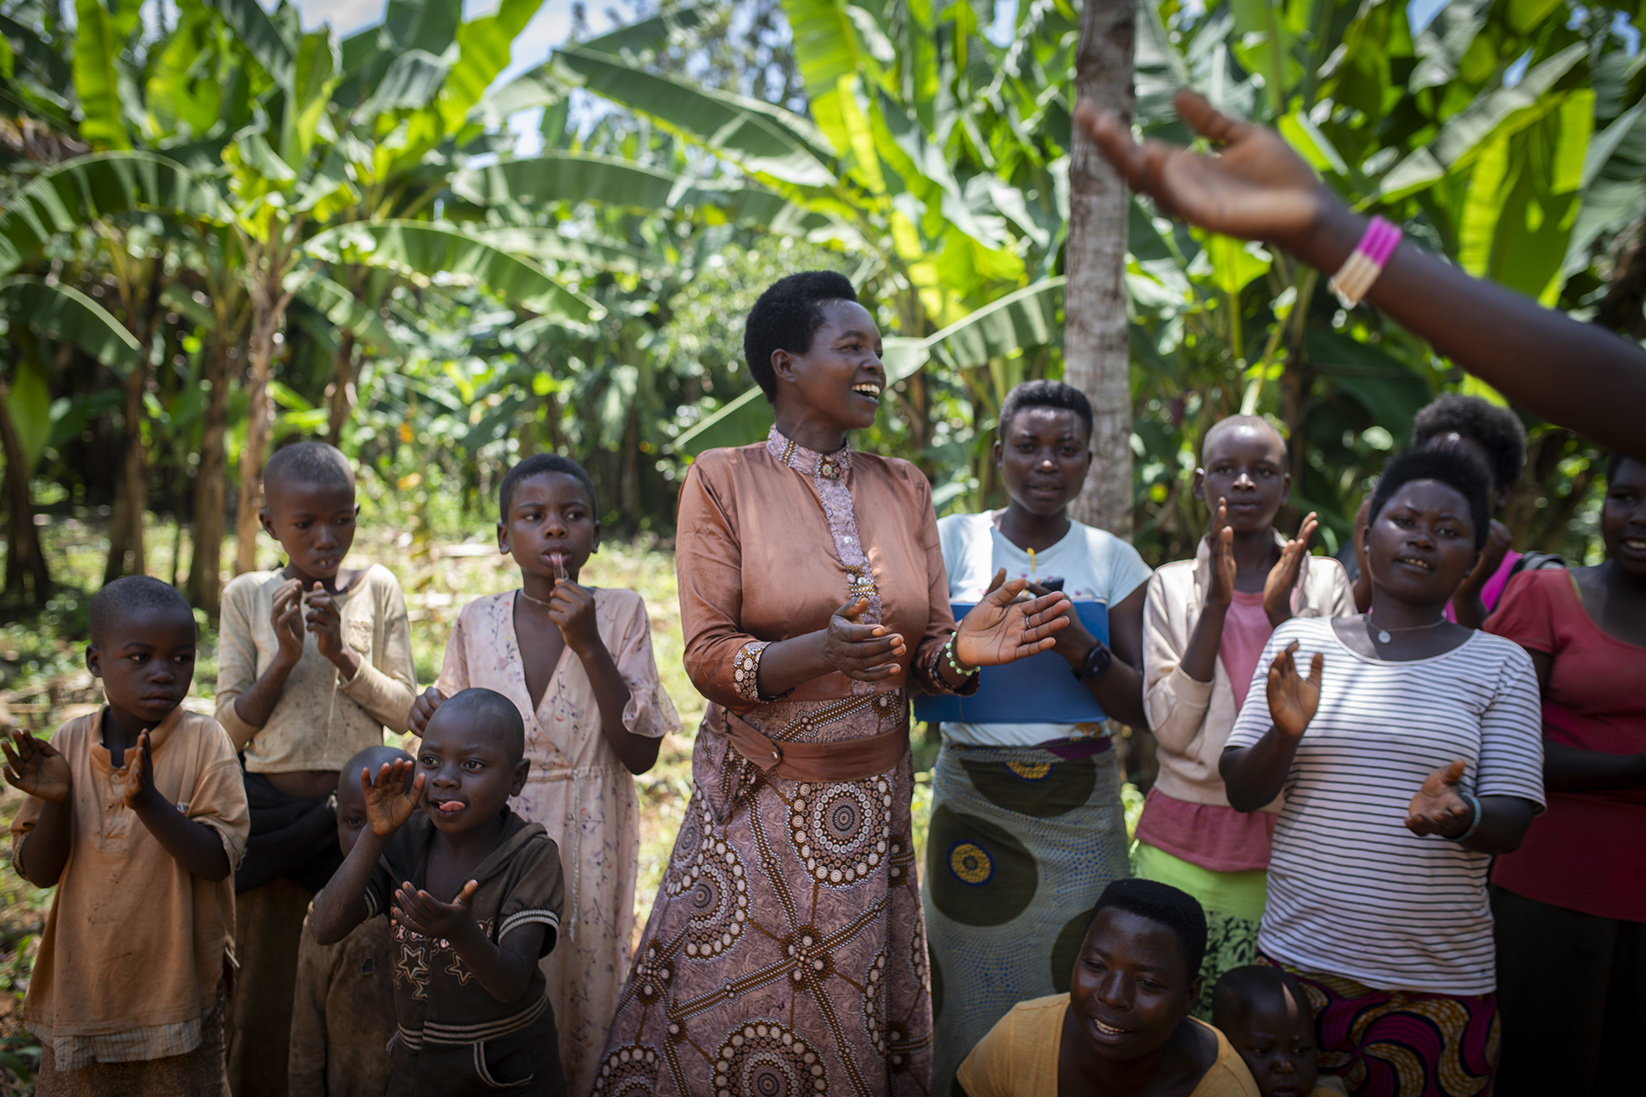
[
  {"x1": 326, "y1": 329, "x2": 356, "y2": 445},
  {"x1": 0, "y1": 383, "x2": 50, "y2": 603},
  {"x1": 1064, "y1": 0, "x2": 1136, "y2": 537},
  {"x1": 235, "y1": 300, "x2": 279, "y2": 575},
  {"x1": 103, "y1": 361, "x2": 150, "y2": 582},
  {"x1": 187, "y1": 334, "x2": 232, "y2": 617},
  {"x1": 235, "y1": 239, "x2": 297, "y2": 576}
]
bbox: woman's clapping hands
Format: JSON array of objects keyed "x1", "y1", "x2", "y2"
[
  {"x1": 823, "y1": 598, "x2": 908, "y2": 682},
  {"x1": 1266, "y1": 640, "x2": 1322, "y2": 739},
  {"x1": 1406, "y1": 759, "x2": 1475, "y2": 839},
  {"x1": 955, "y1": 571, "x2": 1071, "y2": 668}
]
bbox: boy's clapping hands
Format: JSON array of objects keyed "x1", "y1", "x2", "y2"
[
  {"x1": 271, "y1": 578, "x2": 306, "y2": 664},
  {"x1": 361, "y1": 758, "x2": 424, "y2": 836},
  {"x1": 393, "y1": 879, "x2": 481, "y2": 940},
  {"x1": 2, "y1": 729, "x2": 71, "y2": 802}
]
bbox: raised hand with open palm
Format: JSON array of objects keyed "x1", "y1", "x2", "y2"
[{"x1": 1265, "y1": 640, "x2": 1323, "y2": 739}]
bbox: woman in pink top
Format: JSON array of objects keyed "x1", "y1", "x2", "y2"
[
  {"x1": 1139, "y1": 416, "x2": 1353, "y2": 1015},
  {"x1": 1485, "y1": 454, "x2": 1646, "y2": 1094}
]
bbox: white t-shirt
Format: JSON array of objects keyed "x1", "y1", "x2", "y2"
[
  {"x1": 1226, "y1": 617, "x2": 1545, "y2": 995},
  {"x1": 936, "y1": 512, "x2": 1151, "y2": 747}
]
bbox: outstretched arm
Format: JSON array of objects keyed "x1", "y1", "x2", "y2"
[{"x1": 1077, "y1": 91, "x2": 1646, "y2": 458}]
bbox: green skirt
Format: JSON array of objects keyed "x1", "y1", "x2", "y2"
[
  {"x1": 1134, "y1": 841, "x2": 1268, "y2": 1020},
  {"x1": 921, "y1": 741, "x2": 1130, "y2": 1097}
]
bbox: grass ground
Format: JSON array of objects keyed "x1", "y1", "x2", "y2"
[{"x1": 1, "y1": 510, "x2": 1017, "y2": 1094}]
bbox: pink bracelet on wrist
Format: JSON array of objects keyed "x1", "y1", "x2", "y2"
[{"x1": 1328, "y1": 215, "x2": 1403, "y2": 308}]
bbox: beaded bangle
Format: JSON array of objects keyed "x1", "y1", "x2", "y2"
[
  {"x1": 1328, "y1": 215, "x2": 1403, "y2": 308},
  {"x1": 942, "y1": 634, "x2": 976, "y2": 679},
  {"x1": 1451, "y1": 793, "x2": 1483, "y2": 843}
]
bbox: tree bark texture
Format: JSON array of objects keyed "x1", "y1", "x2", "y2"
[
  {"x1": 235, "y1": 233, "x2": 297, "y2": 576},
  {"x1": 187, "y1": 334, "x2": 232, "y2": 617},
  {"x1": 0, "y1": 381, "x2": 50, "y2": 603},
  {"x1": 326, "y1": 329, "x2": 356, "y2": 446},
  {"x1": 103, "y1": 361, "x2": 150, "y2": 583},
  {"x1": 1065, "y1": 0, "x2": 1137, "y2": 538},
  {"x1": 235, "y1": 298, "x2": 280, "y2": 576}
]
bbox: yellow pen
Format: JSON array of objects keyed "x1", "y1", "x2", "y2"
[{"x1": 1028, "y1": 547, "x2": 1036, "y2": 578}]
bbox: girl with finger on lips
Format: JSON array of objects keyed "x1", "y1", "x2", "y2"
[{"x1": 1219, "y1": 448, "x2": 1544, "y2": 1097}]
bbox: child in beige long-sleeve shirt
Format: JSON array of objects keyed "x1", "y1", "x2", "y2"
[{"x1": 215, "y1": 441, "x2": 416, "y2": 1097}]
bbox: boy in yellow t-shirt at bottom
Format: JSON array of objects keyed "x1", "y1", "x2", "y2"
[
  {"x1": 5, "y1": 576, "x2": 249, "y2": 1096},
  {"x1": 956, "y1": 879, "x2": 1259, "y2": 1097}
]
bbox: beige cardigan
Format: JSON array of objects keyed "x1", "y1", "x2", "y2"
[
  {"x1": 215, "y1": 564, "x2": 416, "y2": 772},
  {"x1": 1143, "y1": 534, "x2": 1354, "y2": 810}
]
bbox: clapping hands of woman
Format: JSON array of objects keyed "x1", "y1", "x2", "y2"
[{"x1": 954, "y1": 569, "x2": 1071, "y2": 668}]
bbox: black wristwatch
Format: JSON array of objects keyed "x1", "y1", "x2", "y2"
[{"x1": 1072, "y1": 640, "x2": 1113, "y2": 682}]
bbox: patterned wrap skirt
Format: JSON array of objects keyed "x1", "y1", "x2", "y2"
[
  {"x1": 1260, "y1": 953, "x2": 1500, "y2": 1097},
  {"x1": 921, "y1": 740, "x2": 1130, "y2": 1097},
  {"x1": 594, "y1": 689, "x2": 932, "y2": 1097}
]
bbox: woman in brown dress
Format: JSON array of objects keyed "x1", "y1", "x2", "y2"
[{"x1": 593, "y1": 272, "x2": 1072, "y2": 1096}]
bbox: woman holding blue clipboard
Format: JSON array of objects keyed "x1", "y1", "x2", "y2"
[{"x1": 923, "y1": 380, "x2": 1153, "y2": 1097}]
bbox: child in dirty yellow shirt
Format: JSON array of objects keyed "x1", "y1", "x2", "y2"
[{"x1": 215, "y1": 441, "x2": 416, "y2": 1097}]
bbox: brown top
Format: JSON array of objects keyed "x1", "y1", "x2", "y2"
[
  {"x1": 13, "y1": 707, "x2": 248, "y2": 1068},
  {"x1": 676, "y1": 434, "x2": 959, "y2": 711},
  {"x1": 216, "y1": 564, "x2": 417, "y2": 772},
  {"x1": 288, "y1": 910, "x2": 395, "y2": 1097}
]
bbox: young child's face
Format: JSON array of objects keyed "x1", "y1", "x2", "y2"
[
  {"x1": 335, "y1": 779, "x2": 370, "y2": 858},
  {"x1": 995, "y1": 406, "x2": 1091, "y2": 519},
  {"x1": 87, "y1": 605, "x2": 197, "y2": 726},
  {"x1": 1195, "y1": 423, "x2": 1289, "y2": 535},
  {"x1": 497, "y1": 472, "x2": 599, "y2": 584},
  {"x1": 415, "y1": 709, "x2": 529, "y2": 836},
  {"x1": 1067, "y1": 908, "x2": 1198, "y2": 1064},
  {"x1": 1222, "y1": 985, "x2": 1319, "y2": 1097},
  {"x1": 260, "y1": 478, "x2": 358, "y2": 585}
]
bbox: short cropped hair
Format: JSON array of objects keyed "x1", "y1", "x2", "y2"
[
  {"x1": 1411, "y1": 394, "x2": 1526, "y2": 495},
  {"x1": 1202, "y1": 414, "x2": 1287, "y2": 463},
  {"x1": 1367, "y1": 448, "x2": 1491, "y2": 550},
  {"x1": 338, "y1": 745, "x2": 414, "y2": 799},
  {"x1": 498, "y1": 453, "x2": 599, "y2": 524},
  {"x1": 263, "y1": 441, "x2": 353, "y2": 499},
  {"x1": 89, "y1": 575, "x2": 194, "y2": 646},
  {"x1": 1088, "y1": 878, "x2": 1208, "y2": 979},
  {"x1": 999, "y1": 379, "x2": 1094, "y2": 442},
  {"x1": 1605, "y1": 453, "x2": 1640, "y2": 484},
  {"x1": 743, "y1": 272, "x2": 858, "y2": 402},
  {"x1": 434, "y1": 687, "x2": 526, "y2": 765},
  {"x1": 1211, "y1": 965, "x2": 1311, "y2": 1031}
]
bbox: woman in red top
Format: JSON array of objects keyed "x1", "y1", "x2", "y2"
[{"x1": 1484, "y1": 454, "x2": 1646, "y2": 1094}]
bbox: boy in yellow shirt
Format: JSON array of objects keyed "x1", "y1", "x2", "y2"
[{"x1": 956, "y1": 880, "x2": 1259, "y2": 1097}]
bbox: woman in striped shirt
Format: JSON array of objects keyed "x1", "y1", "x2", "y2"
[{"x1": 1219, "y1": 448, "x2": 1544, "y2": 1097}]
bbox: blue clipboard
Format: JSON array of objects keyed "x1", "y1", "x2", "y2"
[{"x1": 911, "y1": 601, "x2": 1109, "y2": 724}]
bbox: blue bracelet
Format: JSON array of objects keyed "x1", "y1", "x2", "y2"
[{"x1": 1452, "y1": 794, "x2": 1482, "y2": 842}]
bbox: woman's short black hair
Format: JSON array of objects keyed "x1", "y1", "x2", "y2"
[
  {"x1": 999, "y1": 379, "x2": 1093, "y2": 442},
  {"x1": 1367, "y1": 448, "x2": 1491, "y2": 549},
  {"x1": 1086, "y1": 878, "x2": 1208, "y2": 981},
  {"x1": 1411, "y1": 394, "x2": 1526, "y2": 496},
  {"x1": 743, "y1": 272, "x2": 858, "y2": 402},
  {"x1": 498, "y1": 453, "x2": 598, "y2": 523}
]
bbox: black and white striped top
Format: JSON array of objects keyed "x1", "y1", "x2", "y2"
[{"x1": 1226, "y1": 617, "x2": 1544, "y2": 995}]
